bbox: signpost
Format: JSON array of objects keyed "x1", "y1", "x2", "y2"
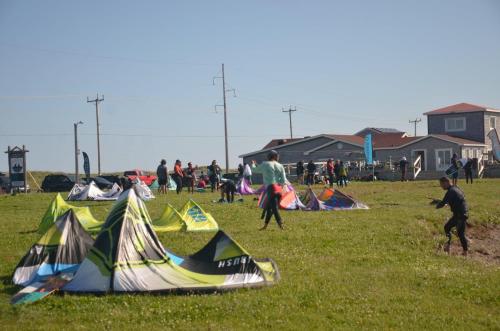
[{"x1": 5, "y1": 146, "x2": 29, "y2": 193}]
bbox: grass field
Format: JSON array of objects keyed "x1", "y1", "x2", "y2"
[{"x1": 0, "y1": 179, "x2": 499, "y2": 330}]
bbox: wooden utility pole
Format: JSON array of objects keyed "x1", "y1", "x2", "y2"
[
  {"x1": 87, "y1": 93, "x2": 104, "y2": 175},
  {"x1": 409, "y1": 118, "x2": 422, "y2": 136},
  {"x1": 282, "y1": 106, "x2": 297, "y2": 139},
  {"x1": 74, "y1": 121, "x2": 83, "y2": 184}
]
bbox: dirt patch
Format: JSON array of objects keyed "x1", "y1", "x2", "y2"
[{"x1": 439, "y1": 224, "x2": 500, "y2": 265}]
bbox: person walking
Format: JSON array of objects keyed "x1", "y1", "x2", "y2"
[
  {"x1": 450, "y1": 153, "x2": 460, "y2": 186},
  {"x1": 156, "y1": 159, "x2": 168, "y2": 194},
  {"x1": 186, "y1": 162, "x2": 197, "y2": 194},
  {"x1": 306, "y1": 160, "x2": 316, "y2": 186},
  {"x1": 243, "y1": 163, "x2": 253, "y2": 184},
  {"x1": 338, "y1": 161, "x2": 348, "y2": 187},
  {"x1": 207, "y1": 160, "x2": 221, "y2": 192},
  {"x1": 326, "y1": 159, "x2": 335, "y2": 188},
  {"x1": 399, "y1": 156, "x2": 409, "y2": 181},
  {"x1": 435, "y1": 177, "x2": 469, "y2": 256},
  {"x1": 173, "y1": 160, "x2": 184, "y2": 194},
  {"x1": 296, "y1": 161, "x2": 305, "y2": 185},
  {"x1": 334, "y1": 160, "x2": 340, "y2": 186},
  {"x1": 463, "y1": 158, "x2": 474, "y2": 184},
  {"x1": 237, "y1": 164, "x2": 244, "y2": 178},
  {"x1": 252, "y1": 150, "x2": 287, "y2": 230}
]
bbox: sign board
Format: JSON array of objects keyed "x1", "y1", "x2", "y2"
[{"x1": 5, "y1": 146, "x2": 28, "y2": 189}]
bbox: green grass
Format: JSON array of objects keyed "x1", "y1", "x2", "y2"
[{"x1": 0, "y1": 179, "x2": 499, "y2": 330}]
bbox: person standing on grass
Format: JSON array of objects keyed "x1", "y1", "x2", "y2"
[
  {"x1": 296, "y1": 161, "x2": 305, "y2": 185},
  {"x1": 156, "y1": 159, "x2": 168, "y2": 194},
  {"x1": 306, "y1": 160, "x2": 316, "y2": 186},
  {"x1": 173, "y1": 160, "x2": 184, "y2": 194},
  {"x1": 326, "y1": 159, "x2": 335, "y2": 188},
  {"x1": 237, "y1": 163, "x2": 244, "y2": 178},
  {"x1": 450, "y1": 153, "x2": 459, "y2": 186},
  {"x1": 463, "y1": 158, "x2": 474, "y2": 184},
  {"x1": 252, "y1": 150, "x2": 286, "y2": 230},
  {"x1": 399, "y1": 156, "x2": 409, "y2": 181},
  {"x1": 208, "y1": 160, "x2": 221, "y2": 192},
  {"x1": 186, "y1": 162, "x2": 197, "y2": 194},
  {"x1": 436, "y1": 176, "x2": 469, "y2": 256},
  {"x1": 243, "y1": 163, "x2": 252, "y2": 184},
  {"x1": 338, "y1": 161, "x2": 348, "y2": 187},
  {"x1": 334, "y1": 160, "x2": 340, "y2": 186}
]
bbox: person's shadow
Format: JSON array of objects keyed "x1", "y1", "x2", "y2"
[{"x1": 0, "y1": 275, "x2": 20, "y2": 296}]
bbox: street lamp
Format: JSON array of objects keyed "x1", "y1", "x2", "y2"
[{"x1": 74, "y1": 121, "x2": 83, "y2": 184}]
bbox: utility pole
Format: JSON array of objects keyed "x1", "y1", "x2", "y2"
[
  {"x1": 213, "y1": 64, "x2": 236, "y2": 174},
  {"x1": 282, "y1": 106, "x2": 297, "y2": 139},
  {"x1": 87, "y1": 93, "x2": 104, "y2": 175},
  {"x1": 409, "y1": 118, "x2": 422, "y2": 136},
  {"x1": 74, "y1": 121, "x2": 83, "y2": 184}
]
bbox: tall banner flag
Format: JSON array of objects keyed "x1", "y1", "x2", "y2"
[
  {"x1": 364, "y1": 134, "x2": 373, "y2": 165},
  {"x1": 82, "y1": 152, "x2": 90, "y2": 180}
]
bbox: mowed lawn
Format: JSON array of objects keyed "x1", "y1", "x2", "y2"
[{"x1": 0, "y1": 179, "x2": 499, "y2": 330}]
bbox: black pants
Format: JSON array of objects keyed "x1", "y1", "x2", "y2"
[
  {"x1": 444, "y1": 215, "x2": 468, "y2": 251},
  {"x1": 306, "y1": 174, "x2": 315, "y2": 185},
  {"x1": 173, "y1": 175, "x2": 183, "y2": 194},
  {"x1": 465, "y1": 170, "x2": 473, "y2": 184},
  {"x1": 210, "y1": 175, "x2": 218, "y2": 192},
  {"x1": 224, "y1": 184, "x2": 236, "y2": 202},
  {"x1": 262, "y1": 188, "x2": 282, "y2": 226},
  {"x1": 328, "y1": 174, "x2": 334, "y2": 187}
]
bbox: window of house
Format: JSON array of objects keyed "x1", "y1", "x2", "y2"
[
  {"x1": 435, "y1": 149, "x2": 452, "y2": 171},
  {"x1": 490, "y1": 116, "x2": 496, "y2": 129},
  {"x1": 445, "y1": 117, "x2": 466, "y2": 132}
]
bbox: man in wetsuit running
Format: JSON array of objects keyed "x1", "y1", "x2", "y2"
[{"x1": 436, "y1": 176, "x2": 469, "y2": 256}]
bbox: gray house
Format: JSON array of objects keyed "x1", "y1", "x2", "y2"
[
  {"x1": 240, "y1": 103, "x2": 494, "y2": 177},
  {"x1": 424, "y1": 102, "x2": 499, "y2": 155}
]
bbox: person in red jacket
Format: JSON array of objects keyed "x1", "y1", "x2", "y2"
[
  {"x1": 173, "y1": 160, "x2": 184, "y2": 194},
  {"x1": 326, "y1": 159, "x2": 335, "y2": 188}
]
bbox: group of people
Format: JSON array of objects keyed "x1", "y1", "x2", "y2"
[
  {"x1": 296, "y1": 159, "x2": 349, "y2": 187},
  {"x1": 155, "y1": 159, "x2": 223, "y2": 195}
]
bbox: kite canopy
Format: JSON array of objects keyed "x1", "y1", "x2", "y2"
[
  {"x1": 301, "y1": 188, "x2": 326, "y2": 211},
  {"x1": 168, "y1": 176, "x2": 177, "y2": 191},
  {"x1": 152, "y1": 204, "x2": 185, "y2": 232},
  {"x1": 67, "y1": 181, "x2": 122, "y2": 201},
  {"x1": 38, "y1": 194, "x2": 103, "y2": 234},
  {"x1": 149, "y1": 179, "x2": 159, "y2": 189},
  {"x1": 237, "y1": 178, "x2": 257, "y2": 195},
  {"x1": 258, "y1": 186, "x2": 306, "y2": 210},
  {"x1": 179, "y1": 200, "x2": 219, "y2": 232},
  {"x1": 318, "y1": 188, "x2": 369, "y2": 210},
  {"x1": 132, "y1": 180, "x2": 155, "y2": 201},
  {"x1": 13, "y1": 210, "x2": 94, "y2": 286},
  {"x1": 63, "y1": 189, "x2": 279, "y2": 293}
]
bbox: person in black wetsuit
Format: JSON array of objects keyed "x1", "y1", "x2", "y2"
[
  {"x1": 463, "y1": 158, "x2": 474, "y2": 184},
  {"x1": 436, "y1": 176, "x2": 469, "y2": 256}
]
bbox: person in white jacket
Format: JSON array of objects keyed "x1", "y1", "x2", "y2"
[{"x1": 243, "y1": 163, "x2": 253, "y2": 184}]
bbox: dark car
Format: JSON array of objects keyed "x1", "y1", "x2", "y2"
[
  {"x1": 0, "y1": 174, "x2": 11, "y2": 194},
  {"x1": 99, "y1": 175, "x2": 121, "y2": 185},
  {"x1": 41, "y1": 174, "x2": 75, "y2": 192},
  {"x1": 84, "y1": 176, "x2": 114, "y2": 190}
]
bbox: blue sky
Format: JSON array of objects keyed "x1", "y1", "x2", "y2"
[{"x1": 1, "y1": 0, "x2": 499, "y2": 172}]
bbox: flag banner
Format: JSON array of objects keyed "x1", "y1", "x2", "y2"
[
  {"x1": 82, "y1": 152, "x2": 90, "y2": 179},
  {"x1": 364, "y1": 134, "x2": 373, "y2": 165}
]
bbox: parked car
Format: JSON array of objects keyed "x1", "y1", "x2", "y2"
[
  {"x1": 83, "y1": 176, "x2": 114, "y2": 190},
  {"x1": 41, "y1": 174, "x2": 75, "y2": 192},
  {"x1": 0, "y1": 174, "x2": 11, "y2": 194},
  {"x1": 123, "y1": 169, "x2": 157, "y2": 186},
  {"x1": 99, "y1": 175, "x2": 122, "y2": 185}
]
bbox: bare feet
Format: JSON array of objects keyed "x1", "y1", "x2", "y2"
[
  {"x1": 444, "y1": 243, "x2": 450, "y2": 254},
  {"x1": 259, "y1": 225, "x2": 268, "y2": 231}
]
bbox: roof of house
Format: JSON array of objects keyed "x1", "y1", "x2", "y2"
[
  {"x1": 430, "y1": 134, "x2": 486, "y2": 146},
  {"x1": 325, "y1": 134, "x2": 365, "y2": 146},
  {"x1": 372, "y1": 134, "x2": 421, "y2": 148},
  {"x1": 262, "y1": 138, "x2": 303, "y2": 149},
  {"x1": 354, "y1": 127, "x2": 404, "y2": 136},
  {"x1": 424, "y1": 102, "x2": 500, "y2": 115}
]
